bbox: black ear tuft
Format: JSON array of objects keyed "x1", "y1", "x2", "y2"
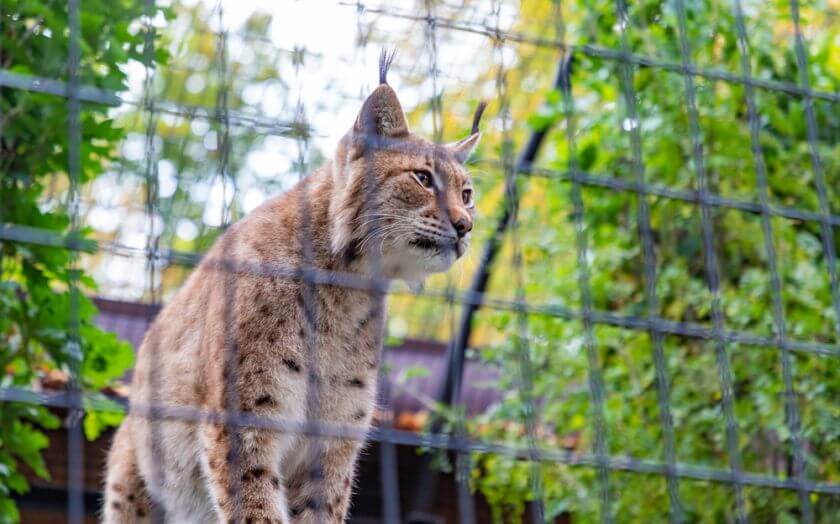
[
  {"x1": 471, "y1": 100, "x2": 488, "y2": 135},
  {"x1": 379, "y1": 49, "x2": 396, "y2": 85}
]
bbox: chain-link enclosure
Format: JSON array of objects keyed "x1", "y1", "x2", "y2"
[{"x1": 1, "y1": 0, "x2": 839, "y2": 522}]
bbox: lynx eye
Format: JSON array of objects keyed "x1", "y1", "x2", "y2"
[
  {"x1": 413, "y1": 170, "x2": 434, "y2": 189},
  {"x1": 462, "y1": 188, "x2": 474, "y2": 207}
]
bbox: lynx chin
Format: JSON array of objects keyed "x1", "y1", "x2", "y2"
[{"x1": 102, "y1": 51, "x2": 485, "y2": 523}]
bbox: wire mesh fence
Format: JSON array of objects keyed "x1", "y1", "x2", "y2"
[{"x1": 1, "y1": 0, "x2": 839, "y2": 522}]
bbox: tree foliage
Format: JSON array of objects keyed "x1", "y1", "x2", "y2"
[
  {"x1": 79, "y1": 0, "x2": 302, "y2": 303},
  {"x1": 449, "y1": 0, "x2": 840, "y2": 521},
  {"x1": 0, "y1": 1, "x2": 167, "y2": 521}
]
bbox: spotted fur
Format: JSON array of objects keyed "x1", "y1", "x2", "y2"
[{"x1": 103, "y1": 55, "x2": 483, "y2": 523}]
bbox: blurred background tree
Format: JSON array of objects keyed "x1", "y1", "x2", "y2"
[
  {"x1": 78, "y1": 0, "x2": 311, "y2": 302},
  {"x1": 449, "y1": 0, "x2": 839, "y2": 522}
]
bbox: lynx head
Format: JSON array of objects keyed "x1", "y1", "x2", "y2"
[{"x1": 330, "y1": 51, "x2": 485, "y2": 281}]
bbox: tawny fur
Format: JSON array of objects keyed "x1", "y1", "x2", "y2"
[{"x1": 102, "y1": 59, "x2": 481, "y2": 523}]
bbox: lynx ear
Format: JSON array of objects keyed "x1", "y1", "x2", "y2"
[
  {"x1": 354, "y1": 86, "x2": 409, "y2": 138},
  {"x1": 448, "y1": 100, "x2": 487, "y2": 163},
  {"x1": 448, "y1": 133, "x2": 481, "y2": 163},
  {"x1": 353, "y1": 50, "x2": 408, "y2": 139}
]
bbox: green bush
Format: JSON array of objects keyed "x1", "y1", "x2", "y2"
[
  {"x1": 0, "y1": 1, "x2": 168, "y2": 521},
  {"x1": 455, "y1": 0, "x2": 839, "y2": 521}
]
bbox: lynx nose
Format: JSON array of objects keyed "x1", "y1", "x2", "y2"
[{"x1": 453, "y1": 217, "x2": 472, "y2": 239}]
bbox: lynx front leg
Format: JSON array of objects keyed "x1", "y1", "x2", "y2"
[
  {"x1": 203, "y1": 424, "x2": 290, "y2": 523},
  {"x1": 286, "y1": 438, "x2": 361, "y2": 524}
]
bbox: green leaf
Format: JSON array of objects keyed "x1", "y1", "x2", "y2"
[{"x1": 397, "y1": 365, "x2": 430, "y2": 383}]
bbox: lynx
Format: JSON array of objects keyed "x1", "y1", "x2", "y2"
[{"x1": 102, "y1": 52, "x2": 484, "y2": 523}]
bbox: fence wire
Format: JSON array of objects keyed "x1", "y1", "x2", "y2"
[
  {"x1": 65, "y1": 2, "x2": 84, "y2": 523},
  {"x1": 1, "y1": 0, "x2": 839, "y2": 523}
]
